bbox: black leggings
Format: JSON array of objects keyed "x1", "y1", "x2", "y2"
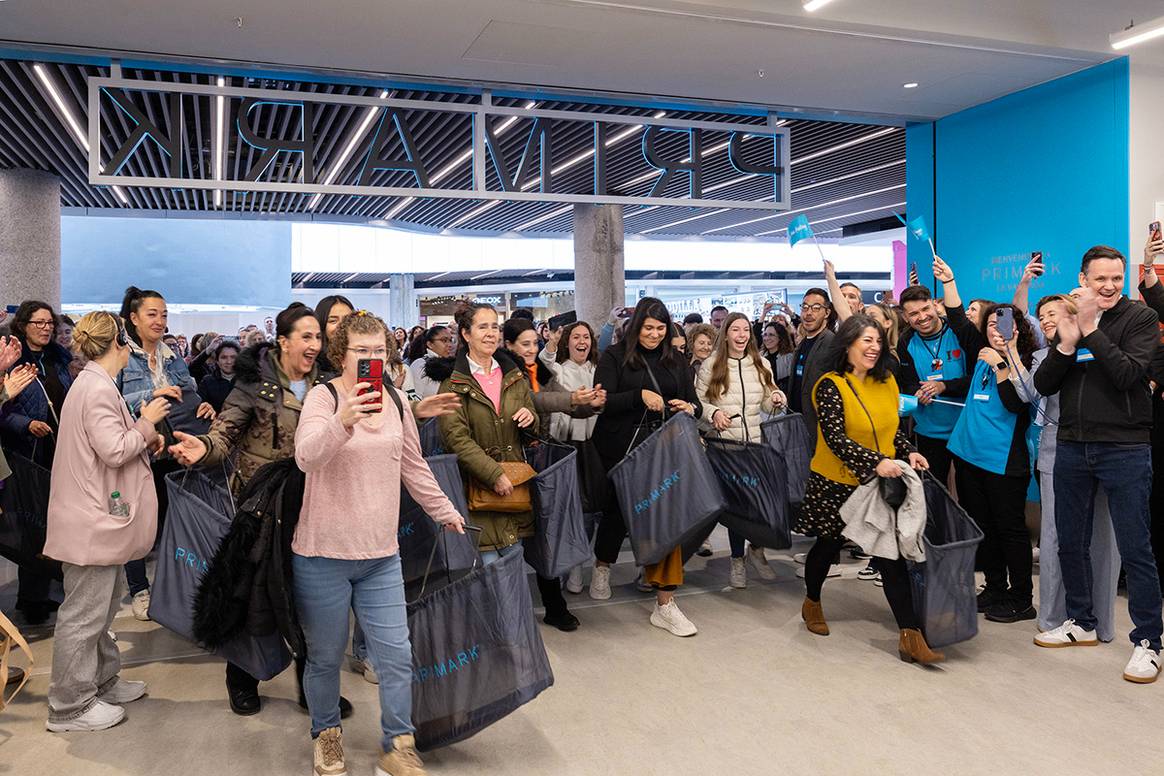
[{"x1": 804, "y1": 536, "x2": 918, "y2": 630}]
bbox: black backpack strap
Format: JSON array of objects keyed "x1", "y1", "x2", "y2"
[
  {"x1": 385, "y1": 382, "x2": 405, "y2": 421},
  {"x1": 325, "y1": 379, "x2": 403, "y2": 422}
]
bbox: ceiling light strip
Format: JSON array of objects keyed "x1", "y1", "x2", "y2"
[{"x1": 33, "y1": 62, "x2": 130, "y2": 206}]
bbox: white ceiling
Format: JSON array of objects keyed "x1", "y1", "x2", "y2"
[{"x1": 0, "y1": 0, "x2": 1159, "y2": 120}]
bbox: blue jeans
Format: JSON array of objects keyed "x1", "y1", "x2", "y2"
[
  {"x1": 1054, "y1": 441, "x2": 1163, "y2": 650},
  {"x1": 293, "y1": 553, "x2": 412, "y2": 750}
]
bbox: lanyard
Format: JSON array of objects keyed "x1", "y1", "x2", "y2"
[{"x1": 917, "y1": 327, "x2": 947, "y2": 371}]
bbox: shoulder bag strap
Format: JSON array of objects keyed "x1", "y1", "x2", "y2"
[{"x1": 842, "y1": 375, "x2": 881, "y2": 453}]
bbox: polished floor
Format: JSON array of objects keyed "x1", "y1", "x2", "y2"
[{"x1": 1, "y1": 531, "x2": 1160, "y2": 776}]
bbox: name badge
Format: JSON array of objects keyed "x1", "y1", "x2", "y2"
[
  {"x1": 1076, "y1": 348, "x2": 1094, "y2": 363},
  {"x1": 973, "y1": 393, "x2": 991, "y2": 402},
  {"x1": 926, "y1": 373, "x2": 943, "y2": 381}
]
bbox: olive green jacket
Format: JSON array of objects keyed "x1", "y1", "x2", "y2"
[
  {"x1": 433, "y1": 351, "x2": 539, "y2": 552},
  {"x1": 197, "y1": 343, "x2": 325, "y2": 495}
]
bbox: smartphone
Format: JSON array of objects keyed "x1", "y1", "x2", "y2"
[
  {"x1": 910, "y1": 263, "x2": 919, "y2": 284},
  {"x1": 996, "y1": 306, "x2": 1015, "y2": 341},
  {"x1": 1151, "y1": 221, "x2": 1162, "y2": 243},
  {"x1": 357, "y1": 359, "x2": 383, "y2": 412},
  {"x1": 547, "y1": 310, "x2": 577, "y2": 331},
  {"x1": 617, "y1": 307, "x2": 632, "y2": 319},
  {"x1": 1030, "y1": 251, "x2": 1045, "y2": 276}
]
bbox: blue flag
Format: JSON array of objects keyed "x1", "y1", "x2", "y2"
[
  {"x1": 788, "y1": 214, "x2": 814, "y2": 247},
  {"x1": 908, "y1": 215, "x2": 930, "y2": 242}
]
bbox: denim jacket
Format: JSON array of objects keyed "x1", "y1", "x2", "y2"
[{"x1": 118, "y1": 340, "x2": 197, "y2": 414}]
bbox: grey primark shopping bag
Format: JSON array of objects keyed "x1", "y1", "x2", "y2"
[
  {"x1": 407, "y1": 529, "x2": 554, "y2": 751},
  {"x1": 908, "y1": 474, "x2": 984, "y2": 648},
  {"x1": 155, "y1": 469, "x2": 291, "y2": 680},
  {"x1": 418, "y1": 418, "x2": 445, "y2": 457},
  {"x1": 523, "y1": 441, "x2": 590, "y2": 578},
  {"x1": 152, "y1": 469, "x2": 235, "y2": 642},
  {"x1": 608, "y1": 413, "x2": 725, "y2": 566},
  {"x1": 704, "y1": 437, "x2": 792, "y2": 549},
  {"x1": 760, "y1": 413, "x2": 811, "y2": 504},
  {"x1": 398, "y1": 454, "x2": 477, "y2": 584}
]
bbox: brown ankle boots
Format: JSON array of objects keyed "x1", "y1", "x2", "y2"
[
  {"x1": 898, "y1": 628, "x2": 945, "y2": 664},
  {"x1": 801, "y1": 597, "x2": 829, "y2": 636}
]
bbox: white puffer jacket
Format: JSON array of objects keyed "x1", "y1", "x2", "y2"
[{"x1": 696, "y1": 354, "x2": 781, "y2": 443}]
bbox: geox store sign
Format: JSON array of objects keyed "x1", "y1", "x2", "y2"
[{"x1": 87, "y1": 75, "x2": 790, "y2": 210}]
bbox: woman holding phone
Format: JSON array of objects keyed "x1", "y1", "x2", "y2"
[
  {"x1": 589, "y1": 297, "x2": 702, "y2": 636},
  {"x1": 942, "y1": 267, "x2": 1038, "y2": 625},
  {"x1": 293, "y1": 310, "x2": 465, "y2": 776},
  {"x1": 695, "y1": 312, "x2": 787, "y2": 589}
]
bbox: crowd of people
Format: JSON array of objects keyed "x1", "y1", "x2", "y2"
[{"x1": 2, "y1": 237, "x2": 1164, "y2": 774}]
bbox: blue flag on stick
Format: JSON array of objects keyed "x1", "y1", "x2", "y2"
[
  {"x1": 908, "y1": 215, "x2": 930, "y2": 242},
  {"x1": 788, "y1": 214, "x2": 814, "y2": 247}
]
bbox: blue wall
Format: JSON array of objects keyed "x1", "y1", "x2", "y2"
[
  {"x1": 62, "y1": 216, "x2": 292, "y2": 307},
  {"x1": 907, "y1": 58, "x2": 1129, "y2": 303}
]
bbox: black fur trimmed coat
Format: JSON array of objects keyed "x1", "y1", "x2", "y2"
[{"x1": 192, "y1": 458, "x2": 305, "y2": 658}]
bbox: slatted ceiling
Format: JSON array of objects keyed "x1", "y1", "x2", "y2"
[
  {"x1": 0, "y1": 59, "x2": 904, "y2": 236},
  {"x1": 291, "y1": 266, "x2": 894, "y2": 289}
]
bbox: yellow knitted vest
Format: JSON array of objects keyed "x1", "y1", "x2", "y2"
[{"x1": 810, "y1": 372, "x2": 901, "y2": 486}]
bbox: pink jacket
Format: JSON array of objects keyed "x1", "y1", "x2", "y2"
[
  {"x1": 293, "y1": 382, "x2": 463, "y2": 559},
  {"x1": 44, "y1": 362, "x2": 159, "y2": 567}
]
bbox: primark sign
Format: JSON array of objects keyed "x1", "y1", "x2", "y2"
[{"x1": 86, "y1": 75, "x2": 791, "y2": 210}]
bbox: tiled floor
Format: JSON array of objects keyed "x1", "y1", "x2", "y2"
[{"x1": 1, "y1": 532, "x2": 1160, "y2": 776}]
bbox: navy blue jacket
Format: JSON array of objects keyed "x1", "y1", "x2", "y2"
[{"x1": 0, "y1": 338, "x2": 74, "y2": 465}]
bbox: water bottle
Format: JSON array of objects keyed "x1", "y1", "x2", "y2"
[{"x1": 109, "y1": 491, "x2": 130, "y2": 517}]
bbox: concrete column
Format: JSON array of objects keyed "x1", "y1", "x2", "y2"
[
  {"x1": 573, "y1": 204, "x2": 625, "y2": 329},
  {"x1": 388, "y1": 273, "x2": 417, "y2": 328},
  {"x1": 0, "y1": 169, "x2": 61, "y2": 308}
]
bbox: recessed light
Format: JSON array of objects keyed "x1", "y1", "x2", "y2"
[
  {"x1": 903, "y1": 83, "x2": 919, "y2": 89},
  {"x1": 803, "y1": 0, "x2": 835, "y2": 11}
]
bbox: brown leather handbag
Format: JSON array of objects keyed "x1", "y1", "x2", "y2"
[{"x1": 468, "y1": 461, "x2": 537, "y2": 513}]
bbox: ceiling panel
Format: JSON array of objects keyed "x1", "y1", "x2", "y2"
[{"x1": 1, "y1": 58, "x2": 904, "y2": 238}]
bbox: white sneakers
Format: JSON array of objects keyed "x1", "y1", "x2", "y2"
[
  {"x1": 729, "y1": 557, "x2": 747, "y2": 589},
  {"x1": 131, "y1": 590, "x2": 151, "y2": 621},
  {"x1": 650, "y1": 600, "x2": 697, "y2": 637},
  {"x1": 46, "y1": 700, "x2": 126, "y2": 733},
  {"x1": 1036, "y1": 620, "x2": 1160, "y2": 684},
  {"x1": 565, "y1": 566, "x2": 585, "y2": 594},
  {"x1": 1123, "y1": 640, "x2": 1162, "y2": 684},
  {"x1": 1034, "y1": 619, "x2": 1099, "y2": 648},
  {"x1": 747, "y1": 546, "x2": 777, "y2": 580},
  {"x1": 99, "y1": 679, "x2": 147, "y2": 704},
  {"x1": 588, "y1": 565, "x2": 612, "y2": 600}
]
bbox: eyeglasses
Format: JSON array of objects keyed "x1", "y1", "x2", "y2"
[
  {"x1": 800, "y1": 304, "x2": 827, "y2": 313},
  {"x1": 27, "y1": 320, "x2": 55, "y2": 330},
  {"x1": 347, "y1": 347, "x2": 389, "y2": 358},
  {"x1": 434, "y1": 336, "x2": 454, "y2": 343}
]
